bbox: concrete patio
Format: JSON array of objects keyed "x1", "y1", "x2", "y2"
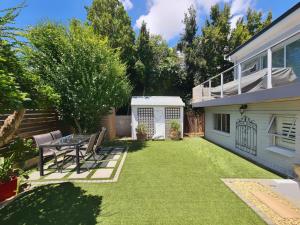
[{"x1": 27, "y1": 146, "x2": 128, "y2": 184}]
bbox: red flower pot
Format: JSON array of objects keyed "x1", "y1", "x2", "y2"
[{"x1": 0, "y1": 176, "x2": 18, "y2": 202}]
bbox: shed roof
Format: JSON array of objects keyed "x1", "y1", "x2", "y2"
[{"x1": 131, "y1": 96, "x2": 185, "y2": 106}]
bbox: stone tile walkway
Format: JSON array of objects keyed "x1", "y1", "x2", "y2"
[
  {"x1": 222, "y1": 178, "x2": 300, "y2": 225},
  {"x1": 91, "y1": 168, "x2": 114, "y2": 179},
  {"x1": 27, "y1": 146, "x2": 127, "y2": 184}
]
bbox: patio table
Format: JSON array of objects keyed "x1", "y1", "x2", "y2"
[{"x1": 39, "y1": 134, "x2": 91, "y2": 176}]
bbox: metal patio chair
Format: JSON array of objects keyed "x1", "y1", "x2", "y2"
[
  {"x1": 33, "y1": 133, "x2": 71, "y2": 172},
  {"x1": 50, "y1": 130, "x2": 62, "y2": 140},
  {"x1": 62, "y1": 133, "x2": 98, "y2": 170}
]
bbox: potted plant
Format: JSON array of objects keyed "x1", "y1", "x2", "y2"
[
  {"x1": 136, "y1": 124, "x2": 147, "y2": 141},
  {"x1": 0, "y1": 153, "x2": 29, "y2": 202},
  {"x1": 6, "y1": 138, "x2": 39, "y2": 170},
  {"x1": 169, "y1": 120, "x2": 181, "y2": 140},
  {"x1": 0, "y1": 155, "x2": 19, "y2": 202}
]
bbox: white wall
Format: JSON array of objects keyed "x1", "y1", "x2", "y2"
[
  {"x1": 204, "y1": 99, "x2": 300, "y2": 177},
  {"x1": 131, "y1": 105, "x2": 184, "y2": 140}
]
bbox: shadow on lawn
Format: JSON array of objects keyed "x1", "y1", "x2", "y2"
[{"x1": 0, "y1": 183, "x2": 102, "y2": 225}]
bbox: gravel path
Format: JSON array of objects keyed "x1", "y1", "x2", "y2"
[{"x1": 223, "y1": 179, "x2": 300, "y2": 225}]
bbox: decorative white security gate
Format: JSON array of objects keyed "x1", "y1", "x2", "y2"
[
  {"x1": 137, "y1": 108, "x2": 154, "y2": 139},
  {"x1": 235, "y1": 116, "x2": 257, "y2": 155},
  {"x1": 165, "y1": 107, "x2": 180, "y2": 138}
]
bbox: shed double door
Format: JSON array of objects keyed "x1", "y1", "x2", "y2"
[{"x1": 137, "y1": 108, "x2": 154, "y2": 139}]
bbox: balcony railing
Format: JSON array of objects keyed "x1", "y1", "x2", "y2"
[{"x1": 192, "y1": 31, "x2": 300, "y2": 103}]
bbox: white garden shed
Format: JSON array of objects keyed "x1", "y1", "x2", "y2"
[{"x1": 131, "y1": 96, "x2": 185, "y2": 140}]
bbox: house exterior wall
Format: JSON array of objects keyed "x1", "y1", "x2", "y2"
[
  {"x1": 204, "y1": 99, "x2": 300, "y2": 177},
  {"x1": 131, "y1": 105, "x2": 184, "y2": 140}
]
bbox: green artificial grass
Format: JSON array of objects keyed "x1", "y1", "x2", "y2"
[{"x1": 0, "y1": 138, "x2": 279, "y2": 225}]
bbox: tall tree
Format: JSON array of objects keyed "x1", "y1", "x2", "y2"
[
  {"x1": 194, "y1": 4, "x2": 232, "y2": 85},
  {"x1": 87, "y1": 0, "x2": 136, "y2": 84},
  {"x1": 246, "y1": 9, "x2": 272, "y2": 36},
  {"x1": 23, "y1": 21, "x2": 132, "y2": 133},
  {"x1": 135, "y1": 21, "x2": 153, "y2": 95},
  {"x1": 177, "y1": 5, "x2": 200, "y2": 100},
  {"x1": 186, "y1": 4, "x2": 273, "y2": 86},
  {"x1": 149, "y1": 35, "x2": 182, "y2": 96},
  {"x1": 229, "y1": 18, "x2": 251, "y2": 50}
]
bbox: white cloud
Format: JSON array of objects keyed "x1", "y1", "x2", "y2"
[
  {"x1": 135, "y1": 0, "x2": 255, "y2": 41},
  {"x1": 120, "y1": 0, "x2": 133, "y2": 10}
]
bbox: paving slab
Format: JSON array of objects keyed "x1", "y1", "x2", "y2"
[
  {"x1": 44, "y1": 172, "x2": 69, "y2": 180},
  {"x1": 112, "y1": 154, "x2": 120, "y2": 160},
  {"x1": 68, "y1": 171, "x2": 90, "y2": 179},
  {"x1": 106, "y1": 160, "x2": 117, "y2": 168},
  {"x1": 65, "y1": 164, "x2": 76, "y2": 170},
  {"x1": 28, "y1": 171, "x2": 42, "y2": 181},
  {"x1": 91, "y1": 168, "x2": 113, "y2": 179}
]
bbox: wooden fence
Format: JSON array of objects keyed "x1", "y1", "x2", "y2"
[
  {"x1": 184, "y1": 111, "x2": 205, "y2": 137},
  {"x1": 0, "y1": 109, "x2": 60, "y2": 139}
]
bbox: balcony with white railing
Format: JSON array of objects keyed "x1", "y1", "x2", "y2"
[{"x1": 192, "y1": 33, "x2": 300, "y2": 106}]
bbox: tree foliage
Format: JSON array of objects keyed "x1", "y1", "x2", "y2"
[
  {"x1": 22, "y1": 20, "x2": 132, "y2": 133},
  {"x1": 0, "y1": 5, "x2": 59, "y2": 148},
  {"x1": 87, "y1": 0, "x2": 136, "y2": 84},
  {"x1": 135, "y1": 22, "x2": 182, "y2": 96},
  {"x1": 0, "y1": 5, "x2": 58, "y2": 112},
  {"x1": 179, "y1": 3, "x2": 273, "y2": 97},
  {"x1": 177, "y1": 6, "x2": 200, "y2": 100}
]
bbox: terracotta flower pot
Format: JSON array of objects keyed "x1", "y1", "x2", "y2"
[
  {"x1": 0, "y1": 176, "x2": 18, "y2": 202},
  {"x1": 169, "y1": 129, "x2": 181, "y2": 140},
  {"x1": 136, "y1": 133, "x2": 147, "y2": 141}
]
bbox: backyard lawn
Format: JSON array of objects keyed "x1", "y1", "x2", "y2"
[{"x1": 0, "y1": 138, "x2": 279, "y2": 225}]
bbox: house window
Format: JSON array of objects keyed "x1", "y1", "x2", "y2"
[
  {"x1": 267, "y1": 115, "x2": 296, "y2": 151},
  {"x1": 286, "y1": 38, "x2": 300, "y2": 77},
  {"x1": 214, "y1": 114, "x2": 230, "y2": 133},
  {"x1": 241, "y1": 56, "x2": 261, "y2": 76},
  {"x1": 272, "y1": 47, "x2": 284, "y2": 68},
  {"x1": 241, "y1": 52, "x2": 267, "y2": 77}
]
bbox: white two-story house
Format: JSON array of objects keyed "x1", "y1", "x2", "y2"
[{"x1": 192, "y1": 2, "x2": 300, "y2": 177}]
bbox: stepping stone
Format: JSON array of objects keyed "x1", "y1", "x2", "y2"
[
  {"x1": 68, "y1": 171, "x2": 90, "y2": 179},
  {"x1": 106, "y1": 160, "x2": 117, "y2": 167},
  {"x1": 82, "y1": 161, "x2": 100, "y2": 169},
  {"x1": 65, "y1": 164, "x2": 76, "y2": 170},
  {"x1": 44, "y1": 172, "x2": 68, "y2": 180},
  {"x1": 111, "y1": 151, "x2": 122, "y2": 155},
  {"x1": 91, "y1": 168, "x2": 113, "y2": 179},
  {"x1": 28, "y1": 171, "x2": 41, "y2": 181},
  {"x1": 100, "y1": 161, "x2": 109, "y2": 167},
  {"x1": 112, "y1": 154, "x2": 120, "y2": 160},
  {"x1": 251, "y1": 191, "x2": 300, "y2": 218}
]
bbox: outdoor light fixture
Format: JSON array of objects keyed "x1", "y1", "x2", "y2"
[{"x1": 239, "y1": 104, "x2": 248, "y2": 115}]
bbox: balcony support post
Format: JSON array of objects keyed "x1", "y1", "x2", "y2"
[
  {"x1": 267, "y1": 48, "x2": 272, "y2": 89},
  {"x1": 238, "y1": 64, "x2": 242, "y2": 94},
  {"x1": 220, "y1": 73, "x2": 224, "y2": 98},
  {"x1": 209, "y1": 79, "x2": 212, "y2": 98}
]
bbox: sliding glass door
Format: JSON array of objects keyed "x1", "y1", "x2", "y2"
[{"x1": 286, "y1": 39, "x2": 300, "y2": 77}]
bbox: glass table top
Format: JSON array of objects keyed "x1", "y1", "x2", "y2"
[{"x1": 39, "y1": 134, "x2": 91, "y2": 147}]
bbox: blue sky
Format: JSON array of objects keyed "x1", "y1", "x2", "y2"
[{"x1": 1, "y1": 0, "x2": 299, "y2": 47}]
